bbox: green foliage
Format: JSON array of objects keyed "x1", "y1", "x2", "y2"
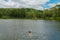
[
  {"x1": 0, "y1": 4, "x2": 60, "y2": 21},
  {"x1": 2, "y1": 16, "x2": 10, "y2": 19}
]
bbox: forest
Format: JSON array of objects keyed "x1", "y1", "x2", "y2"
[{"x1": 0, "y1": 4, "x2": 60, "y2": 20}]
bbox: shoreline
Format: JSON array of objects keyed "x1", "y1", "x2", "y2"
[{"x1": 0, "y1": 18, "x2": 60, "y2": 21}]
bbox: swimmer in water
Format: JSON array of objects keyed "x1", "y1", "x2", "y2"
[
  {"x1": 28, "y1": 31, "x2": 32, "y2": 38},
  {"x1": 28, "y1": 31, "x2": 31, "y2": 33}
]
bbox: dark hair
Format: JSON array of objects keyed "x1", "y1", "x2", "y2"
[{"x1": 28, "y1": 31, "x2": 31, "y2": 33}]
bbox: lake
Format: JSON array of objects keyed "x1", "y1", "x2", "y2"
[{"x1": 0, "y1": 19, "x2": 60, "y2": 40}]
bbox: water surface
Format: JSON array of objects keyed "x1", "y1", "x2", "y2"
[{"x1": 0, "y1": 19, "x2": 60, "y2": 40}]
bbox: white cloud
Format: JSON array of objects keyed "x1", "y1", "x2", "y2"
[
  {"x1": 0, "y1": 0, "x2": 50, "y2": 10},
  {"x1": 57, "y1": 2, "x2": 60, "y2": 5},
  {"x1": 48, "y1": 2, "x2": 60, "y2": 8},
  {"x1": 5, "y1": 1, "x2": 15, "y2": 7},
  {"x1": 48, "y1": 3, "x2": 56, "y2": 7},
  {"x1": 20, "y1": 0, "x2": 50, "y2": 5}
]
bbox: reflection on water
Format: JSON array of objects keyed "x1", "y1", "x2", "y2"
[{"x1": 0, "y1": 19, "x2": 60, "y2": 40}]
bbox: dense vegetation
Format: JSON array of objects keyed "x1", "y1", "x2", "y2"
[
  {"x1": 0, "y1": 8, "x2": 43, "y2": 19},
  {"x1": 0, "y1": 4, "x2": 60, "y2": 20}
]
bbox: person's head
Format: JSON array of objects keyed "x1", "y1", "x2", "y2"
[{"x1": 28, "y1": 31, "x2": 31, "y2": 33}]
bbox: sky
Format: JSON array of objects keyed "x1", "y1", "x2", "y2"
[{"x1": 0, "y1": 0, "x2": 60, "y2": 10}]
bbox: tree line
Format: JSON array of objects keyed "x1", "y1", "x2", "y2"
[{"x1": 0, "y1": 4, "x2": 60, "y2": 20}]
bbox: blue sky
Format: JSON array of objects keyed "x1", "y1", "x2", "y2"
[
  {"x1": 44, "y1": 0, "x2": 60, "y2": 8},
  {"x1": 0, "y1": 0, "x2": 60, "y2": 10}
]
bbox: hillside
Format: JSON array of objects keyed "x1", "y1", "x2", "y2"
[
  {"x1": 0, "y1": 4, "x2": 60, "y2": 20},
  {"x1": 0, "y1": 8, "x2": 43, "y2": 19}
]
